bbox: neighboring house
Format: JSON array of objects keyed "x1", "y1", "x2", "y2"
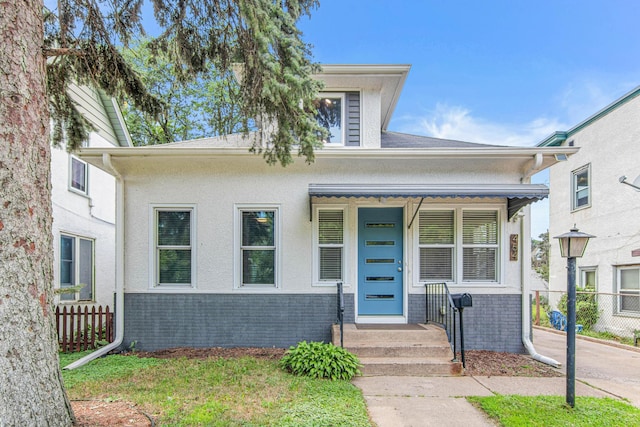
[
  {"x1": 79, "y1": 64, "x2": 575, "y2": 352},
  {"x1": 51, "y1": 84, "x2": 132, "y2": 308},
  {"x1": 538, "y1": 86, "x2": 640, "y2": 338}
]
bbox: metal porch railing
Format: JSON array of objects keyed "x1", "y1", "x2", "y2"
[
  {"x1": 336, "y1": 282, "x2": 344, "y2": 347},
  {"x1": 425, "y1": 283, "x2": 468, "y2": 367}
]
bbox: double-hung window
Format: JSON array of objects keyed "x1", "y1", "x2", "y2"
[
  {"x1": 70, "y1": 156, "x2": 88, "y2": 194},
  {"x1": 59, "y1": 234, "x2": 94, "y2": 301},
  {"x1": 418, "y1": 211, "x2": 455, "y2": 281},
  {"x1": 618, "y1": 267, "x2": 640, "y2": 314},
  {"x1": 236, "y1": 206, "x2": 279, "y2": 288},
  {"x1": 314, "y1": 93, "x2": 345, "y2": 145},
  {"x1": 418, "y1": 208, "x2": 500, "y2": 283},
  {"x1": 153, "y1": 207, "x2": 194, "y2": 287},
  {"x1": 572, "y1": 164, "x2": 591, "y2": 210},
  {"x1": 462, "y1": 211, "x2": 498, "y2": 281},
  {"x1": 315, "y1": 207, "x2": 346, "y2": 284}
]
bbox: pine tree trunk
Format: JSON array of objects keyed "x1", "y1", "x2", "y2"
[{"x1": 0, "y1": 1, "x2": 75, "y2": 425}]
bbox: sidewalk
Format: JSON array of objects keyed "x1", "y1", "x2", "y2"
[{"x1": 353, "y1": 328, "x2": 640, "y2": 427}]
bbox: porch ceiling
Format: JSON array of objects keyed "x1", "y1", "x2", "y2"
[{"x1": 308, "y1": 183, "x2": 549, "y2": 220}]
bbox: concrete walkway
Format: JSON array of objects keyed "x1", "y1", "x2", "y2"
[{"x1": 353, "y1": 328, "x2": 640, "y2": 426}]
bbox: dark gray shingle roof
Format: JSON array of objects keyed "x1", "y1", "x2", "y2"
[{"x1": 381, "y1": 131, "x2": 501, "y2": 148}]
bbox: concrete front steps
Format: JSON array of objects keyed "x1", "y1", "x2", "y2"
[{"x1": 332, "y1": 323, "x2": 463, "y2": 376}]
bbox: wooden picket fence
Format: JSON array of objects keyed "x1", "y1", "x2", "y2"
[{"x1": 55, "y1": 305, "x2": 113, "y2": 352}]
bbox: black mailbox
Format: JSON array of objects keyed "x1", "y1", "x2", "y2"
[{"x1": 451, "y1": 293, "x2": 473, "y2": 309}]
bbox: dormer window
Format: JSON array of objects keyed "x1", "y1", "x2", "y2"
[{"x1": 314, "y1": 93, "x2": 345, "y2": 145}]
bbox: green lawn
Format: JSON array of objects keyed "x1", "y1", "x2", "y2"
[
  {"x1": 60, "y1": 352, "x2": 371, "y2": 426},
  {"x1": 468, "y1": 395, "x2": 640, "y2": 427},
  {"x1": 60, "y1": 352, "x2": 640, "y2": 426}
]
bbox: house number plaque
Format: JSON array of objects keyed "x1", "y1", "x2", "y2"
[{"x1": 510, "y1": 234, "x2": 518, "y2": 261}]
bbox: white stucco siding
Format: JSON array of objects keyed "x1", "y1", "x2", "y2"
[
  {"x1": 51, "y1": 130, "x2": 118, "y2": 306},
  {"x1": 361, "y1": 89, "x2": 381, "y2": 147},
  {"x1": 548, "y1": 95, "x2": 640, "y2": 300},
  {"x1": 120, "y1": 155, "x2": 529, "y2": 295}
]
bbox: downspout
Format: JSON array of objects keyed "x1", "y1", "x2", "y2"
[
  {"x1": 64, "y1": 153, "x2": 125, "y2": 369},
  {"x1": 519, "y1": 212, "x2": 560, "y2": 367}
]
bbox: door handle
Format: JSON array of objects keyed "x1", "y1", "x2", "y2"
[{"x1": 398, "y1": 267, "x2": 402, "y2": 272}]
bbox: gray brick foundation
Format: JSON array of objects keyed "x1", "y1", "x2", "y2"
[
  {"x1": 123, "y1": 292, "x2": 523, "y2": 353},
  {"x1": 124, "y1": 293, "x2": 349, "y2": 351},
  {"x1": 408, "y1": 293, "x2": 525, "y2": 353}
]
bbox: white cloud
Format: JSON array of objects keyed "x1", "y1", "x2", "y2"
[{"x1": 398, "y1": 103, "x2": 565, "y2": 147}]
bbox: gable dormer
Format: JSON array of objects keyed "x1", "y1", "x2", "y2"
[{"x1": 314, "y1": 65, "x2": 410, "y2": 148}]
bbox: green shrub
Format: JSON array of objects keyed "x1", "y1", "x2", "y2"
[
  {"x1": 280, "y1": 341, "x2": 361, "y2": 381},
  {"x1": 558, "y1": 289, "x2": 599, "y2": 330}
]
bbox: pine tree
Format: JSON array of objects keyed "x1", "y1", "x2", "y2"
[
  {"x1": 1, "y1": 1, "x2": 322, "y2": 423},
  {"x1": 120, "y1": 39, "x2": 248, "y2": 145}
]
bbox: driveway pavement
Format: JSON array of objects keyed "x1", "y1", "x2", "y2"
[
  {"x1": 353, "y1": 327, "x2": 640, "y2": 426},
  {"x1": 532, "y1": 326, "x2": 640, "y2": 407}
]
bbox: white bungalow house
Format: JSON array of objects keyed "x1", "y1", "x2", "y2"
[
  {"x1": 537, "y1": 86, "x2": 640, "y2": 338},
  {"x1": 78, "y1": 64, "x2": 576, "y2": 353},
  {"x1": 51, "y1": 85, "x2": 132, "y2": 308}
]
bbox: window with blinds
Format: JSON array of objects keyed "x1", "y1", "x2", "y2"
[
  {"x1": 318, "y1": 209, "x2": 344, "y2": 281},
  {"x1": 155, "y1": 208, "x2": 193, "y2": 286},
  {"x1": 240, "y1": 210, "x2": 277, "y2": 286},
  {"x1": 418, "y1": 211, "x2": 454, "y2": 281},
  {"x1": 418, "y1": 208, "x2": 500, "y2": 283},
  {"x1": 462, "y1": 211, "x2": 498, "y2": 281}
]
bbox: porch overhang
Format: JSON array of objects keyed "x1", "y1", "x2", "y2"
[{"x1": 308, "y1": 183, "x2": 549, "y2": 221}]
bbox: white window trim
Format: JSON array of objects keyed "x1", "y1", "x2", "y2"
[
  {"x1": 317, "y1": 92, "x2": 346, "y2": 146},
  {"x1": 149, "y1": 204, "x2": 197, "y2": 289},
  {"x1": 58, "y1": 232, "x2": 95, "y2": 303},
  {"x1": 571, "y1": 163, "x2": 591, "y2": 211},
  {"x1": 416, "y1": 209, "x2": 456, "y2": 283},
  {"x1": 414, "y1": 204, "x2": 504, "y2": 286},
  {"x1": 68, "y1": 155, "x2": 89, "y2": 196},
  {"x1": 234, "y1": 204, "x2": 281, "y2": 290},
  {"x1": 313, "y1": 204, "x2": 348, "y2": 287},
  {"x1": 616, "y1": 265, "x2": 640, "y2": 315},
  {"x1": 580, "y1": 266, "x2": 598, "y2": 290}
]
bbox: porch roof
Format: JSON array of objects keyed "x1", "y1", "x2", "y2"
[{"x1": 308, "y1": 183, "x2": 549, "y2": 220}]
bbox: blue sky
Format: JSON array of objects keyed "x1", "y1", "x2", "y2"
[{"x1": 298, "y1": 1, "x2": 640, "y2": 237}]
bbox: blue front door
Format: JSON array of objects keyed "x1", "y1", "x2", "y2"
[{"x1": 358, "y1": 207, "x2": 404, "y2": 316}]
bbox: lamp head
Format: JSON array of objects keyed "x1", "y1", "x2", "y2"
[{"x1": 554, "y1": 227, "x2": 595, "y2": 258}]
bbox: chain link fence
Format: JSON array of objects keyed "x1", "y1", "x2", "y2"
[{"x1": 532, "y1": 290, "x2": 640, "y2": 347}]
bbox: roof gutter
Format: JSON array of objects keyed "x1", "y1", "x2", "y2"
[
  {"x1": 78, "y1": 146, "x2": 579, "y2": 163},
  {"x1": 64, "y1": 153, "x2": 125, "y2": 369}
]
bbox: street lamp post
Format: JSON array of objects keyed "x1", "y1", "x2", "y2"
[{"x1": 554, "y1": 227, "x2": 594, "y2": 408}]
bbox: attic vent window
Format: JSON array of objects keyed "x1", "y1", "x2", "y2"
[{"x1": 314, "y1": 93, "x2": 344, "y2": 145}]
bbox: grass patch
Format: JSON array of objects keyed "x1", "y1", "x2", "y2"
[
  {"x1": 579, "y1": 330, "x2": 635, "y2": 346},
  {"x1": 61, "y1": 354, "x2": 370, "y2": 426},
  {"x1": 60, "y1": 352, "x2": 165, "y2": 389},
  {"x1": 468, "y1": 395, "x2": 640, "y2": 427},
  {"x1": 532, "y1": 305, "x2": 551, "y2": 328}
]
